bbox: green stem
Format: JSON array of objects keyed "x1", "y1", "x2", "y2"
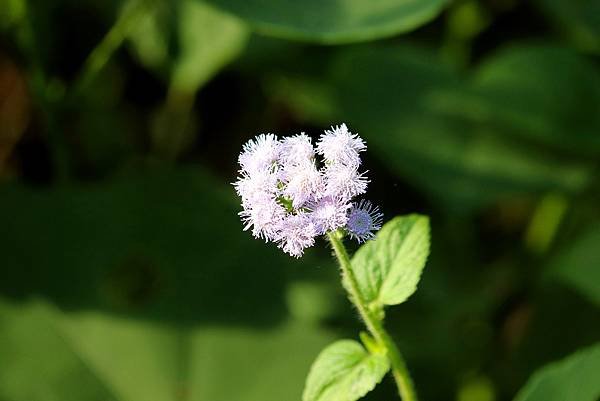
[
  {"x1": 327, "y1": 231, "x2": 417, "y2": 401},
  {"x1": 73, "y1": 0, "x2": 155, "y2": 94}
]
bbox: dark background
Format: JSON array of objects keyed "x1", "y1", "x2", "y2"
[{"x1": 1, "y1": 0, "x2": 599, "y2": 400}]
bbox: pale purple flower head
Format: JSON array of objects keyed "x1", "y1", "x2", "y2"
[
  {"x1": 281, "y1": 162, "x2": 323, "y2": 208},
  {"x1": 275, "y1": 213, "x2": 317, "y2": 258},
  {"x1": 323, "y1": 163, "x2": 369, "y2": 201},
  {"x1": 233, "y1": 169, "x2": 279, "y2": 208},
  {"x1": 239, "y1": 200, "x2": 286, "y2": 241},
  {"x1": 308, "y1": 196, "x2": 351, "y2": 235},
  {"x1": 279, "y1": 133, "x2": 314, "y2": 166},
  {"x1": 233, "y1": 124, "x2": 382, "y2": 257},
  {"x1": 346, "y1": 200, "x2": 383, "y2": 243},
  {"x1": 316, "y1": 123, "x2": 366, "y2": 167},
  {"x1": 238, "y1": 134, "x2": 280, "y2": 173}
]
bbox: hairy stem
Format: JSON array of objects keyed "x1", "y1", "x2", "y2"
[{"x1": 327, "y1": 231, "x2": 417, "y2": 401}]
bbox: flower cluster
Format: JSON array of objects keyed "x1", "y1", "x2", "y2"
[{"x1": 233, "y1": 124, "x2": 383, "y2": 257}]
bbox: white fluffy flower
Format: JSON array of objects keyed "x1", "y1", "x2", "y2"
[
  {"x1": 279, "y1": 133, "x2": 314, "y2": 166},
  {"x1": 281, "y1": 162, "x2": 323, "y2": 208},
  {"x1": 233, "y1": 124, "x2": 382, "y2": 257},
  {"x1": 233, "y1": 169, "x2": 280, "y2": 208},
  {"x1": 239, "y1": 200, "x2": 286, "y2": 241},
  {"x1": 308, "y1": 196, "x2": 351, "y2": 235},
  {"x1": 275, "y1": 213, "x2": 317, "y2": 258},
  {"x1": 323, "y1": 163, "x2": 369, "y2": 201},
  {"x1": 238, "y1": 134, "x2": 280, "y2": 173},
  {"x1": 316, "y1": 124, "x2": 366, "y2": 166}
]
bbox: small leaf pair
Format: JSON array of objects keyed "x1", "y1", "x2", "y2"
[{"x1": 304, "y1": 214, "x2": 430, "y2": 401}]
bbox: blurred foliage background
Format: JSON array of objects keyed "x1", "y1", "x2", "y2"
[{"x1": 0, "y1": 0, "x2": 599, "y2": 400}]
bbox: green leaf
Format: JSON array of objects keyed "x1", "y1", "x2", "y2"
[
  {"x1": 546, "y1": 226, "x2": 600, "y2": 307},
  {"x1": 0, "y1": 167, "x2": 341, "y2": 401},
  {"x1": 0, "y1": 297, "x2": 337, "y2": 401},
  {"x1": 0, "y1": 167, "x2": 330, "y2": 324},
  {"x1": 337, "y1": 46, "x2": 595, "y2": 209},
  {"x1": 204, "y1": 0, "x2": 450, "y2": 43},
  {"x1": 439, "y1": 45, "x2": 600, "y2": 155},
  {"x1": 302, "y1": 339, "x2": 390, "y2": 401},
  {"x1": 534, "y1": 0, "x2": 600, "y2": 53},
  {"x1": 514, "y1": 343, "x2": 600, "y2": 401},
  {"x1": 127, "y1": 0, "x2": 172, "y2": 72},
  {"x1": 0, "y1": 300, "x2": 116, "y2": 401},
  {"x1": 351, "y1": 215, "x2": 430, "y2": 307},
  {"x1": 273, "y1": 45, "x2": 596, "y2": 211},
  {"x1": 172, "y1": 0, "x2": 248, "y2": 91},
  {"x1": 0, "y1": 0, "x2": 25, "y2": 29},
  {"x1": 128, "y1": 0, "x2": 249, "y2": 91}
]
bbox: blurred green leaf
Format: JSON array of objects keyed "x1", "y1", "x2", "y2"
[
  {"x1": 457, "y1": 376, "x2": 495, "y2": 401},
  {"x1": 0, "y1": 0, "x2": 25, "y2": 29},
  {"x1": 286, "y1": 280, "x2": 342, "y2": 323},
  {"x1": 302, "y1": 339, "x2": 390, "y2": 401},
  {"x1": 204, "y1": 0, "x2": 450, "y2": 43},
  {"x1": 128, "y1": 0, "x2": 249, "y2": 160},
  {"x1": 0, "y1": 297, "x2": 336, "y2": 401},
  {"x1": 534, "y1": 0, "x2": 600, "y2": 53},
  {"x1": 0, "y1": 168, "x2": 307, "y2": 324},
  {"x1": 0, "y1": 167, "x2": 342, "y2": 401},
  {"x1": 127, "y1": 0, "x2": 172, "y2": 72},
  {"x1": 547, "y1": 226, "x2": 600, "y2": 307},
  {"x1": 268, "y1": 76, "x2": 339, "y2": 124},
  {"x1": 513, "y1": 343, "x2": 600, "y2": 401},
  {"x1": 0, "y1": 299, "x2": 116, "y2": 401},
  {"x1": 128, "y1": 0, "x2": 248, "y2": 91},
  {"x1": 351, "y1": 215, "x2": 430, "y2": 307},
  {"x1": 172, "y1": 0, "x2": 248, "y2": 91},
  {"x1": 70, "y1": 63, "x2": 139, "y2": 174},
  {"x1": 524, "y1": 193, "x2": 569, "y2": 255},
  {"x1": 275, "y1": 44, "x2": 595, "y2": 211},
  {"x1": 436, "y1": 45, "x2": 600, "y2": 155},
  {"x1": 336, "y1": 46, "x2": 595, "y2": 210}
]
